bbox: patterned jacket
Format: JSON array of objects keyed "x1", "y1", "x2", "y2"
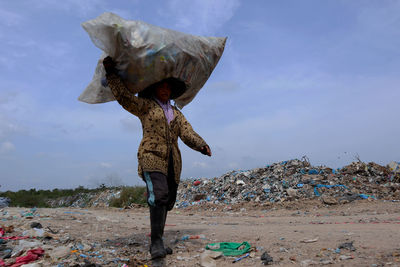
[{"x1": 107, "y1": 74, "x2": 208, "y2": 184}]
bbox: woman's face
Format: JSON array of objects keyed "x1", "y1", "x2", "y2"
[{"x1": 155, "y1": 82, "x2": 172, "y2": 102}]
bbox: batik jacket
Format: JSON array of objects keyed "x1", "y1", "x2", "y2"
[{"x1": 106, "y1": 74, "x2": 208, "y2": 184}]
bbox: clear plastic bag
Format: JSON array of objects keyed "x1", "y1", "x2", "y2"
[{"x1": 79, "y1": 12, "x2": 227, "y2": 108}]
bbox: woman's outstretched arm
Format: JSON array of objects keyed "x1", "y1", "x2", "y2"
[{"x1": 178, "y1": 111, "x2": 211, "y2": 156}]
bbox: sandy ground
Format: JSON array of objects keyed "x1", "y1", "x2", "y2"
[{"x1": 2, "y1": 200, "x2": 400, "y2": 266}]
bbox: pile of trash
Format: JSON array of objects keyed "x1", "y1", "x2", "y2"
[
  {"x1": 47, "y1": 189, "x2": 121, "y2": 208},
  {"x1": 176, "y1": 159, "x2": 400, "y2": 208},
  {"x1": 24, "y1": 159, "x2": 400, "y2": 209},
  {"x1": 0, "y1": 198, "x2": 10, "y2": 208}
]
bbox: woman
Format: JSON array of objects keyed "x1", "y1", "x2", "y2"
[{"x1": 103, "y1": 57, "x2": 211, "y2": 259}]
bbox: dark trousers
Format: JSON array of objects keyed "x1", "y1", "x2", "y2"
[{"x1": 144, "y1": 154, "x2": 178, "y2": 211}]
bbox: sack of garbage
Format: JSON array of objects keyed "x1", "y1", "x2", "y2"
[{"x1": 79, "y1": 12, "x2": 227, "y2": 108}]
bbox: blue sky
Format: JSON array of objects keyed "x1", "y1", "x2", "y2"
[{"x1": 1, "y1": 0, "x2": 399, "y2": 191}]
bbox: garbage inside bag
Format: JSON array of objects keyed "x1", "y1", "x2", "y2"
[{"x1": 79, "y1": 12, "x2": 227, "y2": 108}]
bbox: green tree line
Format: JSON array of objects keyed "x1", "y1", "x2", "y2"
[{"x1": 0, "y1": 186, "x2": 147, "y2": 208}]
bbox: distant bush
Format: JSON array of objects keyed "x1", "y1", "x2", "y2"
[
  {"x1": 0, "y1": 186, "x2": 101, "y2": 208},
  {"x1": 110, "y1": 186, "x2": 147, "y2": 207}
]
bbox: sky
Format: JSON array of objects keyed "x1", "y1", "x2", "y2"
[{"x1": 1, "y1": 0, "x2": 399, "y2": 191}]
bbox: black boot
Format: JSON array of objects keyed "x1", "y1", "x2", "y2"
[
  {"x1": 150, "y1": 205, "x2": 167, "y2": 259},
  {"x1": 162, "y1": 210, "x2": 173, "y2": 255}
]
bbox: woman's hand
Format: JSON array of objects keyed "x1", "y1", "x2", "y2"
[
  {"x1": 200, "y1": 145, "x2": 212, "y2": 157},
  {"x1": 103, "y1": 56, "x2": 116, "y2": 75}
]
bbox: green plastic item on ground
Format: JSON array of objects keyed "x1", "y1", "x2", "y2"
[{"x1": 205, "y1": 242, "x2": 251, "y2": 256}]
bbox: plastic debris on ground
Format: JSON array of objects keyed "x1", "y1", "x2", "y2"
[
  {"x1": 200, "y1": 250, "x2": 222, "y2": 267},
  {"x1": 205, "y1": 242, "x2": 251, "y2": 256},
  {"x1": 261, "y1": 251, "x2": 273, "y2": 265},
  {"x1": 0, "y1": 211, "x2": 144, "y2": 267}
]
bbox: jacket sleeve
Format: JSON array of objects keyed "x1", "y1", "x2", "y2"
[
  {"x1": 178, "y1": 111, "x2": 208, "y2": 151},
  {"x1": 106, "y1": 73, "x2": 149, "y2": 116}
]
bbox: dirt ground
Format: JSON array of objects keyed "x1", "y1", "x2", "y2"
[{"x1": 2, "y1": 200, "x2": 400, "y2": 266}]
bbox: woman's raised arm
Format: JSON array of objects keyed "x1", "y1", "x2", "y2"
[{"x1": 104, "y1": 57, "x2": 150, "y2": 117}]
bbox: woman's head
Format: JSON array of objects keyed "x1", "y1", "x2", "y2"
[
  {"x1": 138, "y1": 78, "x2": 186, "y2": 100},
  {"x1": 155, "y1": 81, "x2": 172, "y2": 103}
]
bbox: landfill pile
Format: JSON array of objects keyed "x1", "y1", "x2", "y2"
[
  {"x1": 0, "y1": 198, "x2": 10, "y2": 208},
  {"x1": 176, "y1": 159, "x2": 400, "y2": 208},
  {"x1": 44, "y1": 159, "x2": 400, "y2": 209},
  {"x1": 47, "y1": 189, "x2": 121, "y2": 208}
]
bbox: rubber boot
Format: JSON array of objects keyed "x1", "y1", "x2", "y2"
[
  {"x1": 150, "y1": 205, "x2": 167, "y2": 259},
  {"x1": 162, "y1": 210, "x2": 173, "y2": 255}
]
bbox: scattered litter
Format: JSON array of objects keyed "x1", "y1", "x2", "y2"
[
  {"x1": 49, "y1": 246, "x2": 70, "y2": 260},
  {"x1": 23, "y1": 228, "x2": 44, "y2": 238},
  {"x1": 193, "y1": 181, "x2": 201, "y2": 186},
  {"x1": 29, "y1": 223, "x2": 42, "y2": 229},
  {"x1": 8, "y1": 247, "x2": 44, "y2": 266},
  {"x1": 205, "y1": 242, "x2": 251, "y2": 256},
  {"x1": 321, "y1": 195, "x2": 338, "y2": 205},
  {"x1": 338, "y1": 241, "x2": 356, "y2": 251},
  {"x1": 260, "y1": 251, "x2": 273, "y2": 265},
  {"x1": 300, "y1": 259, "x2": 318, "y2": 266},
  {"x1": 0, "y1": 235, "x2": 30, "y2": 241},
  {"x1": 200, "y1": 250, "x2": 222, "y2": 267},
  {"x1": 339, "y1": 254, "x2": 354, "y2": 260},
  {"x1": 182, "y1": 234, "x2": 206, "y2": 241},
  {"x1": 300, "y1": 237, "x2": 319, "y2": 243},
  {"x1": 232, "y1": 253, "x2": 250, "y2": 263}
]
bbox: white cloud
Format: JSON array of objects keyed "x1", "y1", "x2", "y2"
[
  {"x1": 355, "y1": 2, "x2": 400, "y2": 52},
  {"x1": 356, "y1": 1, "x2": 400, "y2": 32},
  {"x1": 100, "y1": 162, "x2": 112, "y2": 168},
  {"x1": 32, "y1": 104, "x2": 132, "y2": 142},
  {"x1": 161, "y1": 0, "x2": 240, "y2": 35},
  {"x1": 0, "y1": 36, "x2": 75, "y2": 74},
  {"x1": 207, "y1": 80, "x2": 240, "y2": 93},
  {"x1": 108, "y1": 8, "x2": 134, "y2": 20},
  {"x1": 0, "y1": 91, "x2": 30, "y2": 139},
  {"x1": 0, "y1": 120, "x2": 23, "y2": 139},
  {"x1": 0, "y1": 8, "x2": 24, "y2": 26},
  {"x1": 0, "y1": 141, "x2": 15, "y2": 154},
  {"x1": 192, "y1": 161, "x2": 207, "y2": 168},
  {"x1": 258, "y1": 67, "x2": 333, "y2": 93},
  {"x1": 35, "y1": 0, "x2": 107, "y2": 17}
]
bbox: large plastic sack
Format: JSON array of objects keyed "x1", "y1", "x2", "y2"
[{"x1": 79, "y1": 12, "x2": 227, "y2": 108}]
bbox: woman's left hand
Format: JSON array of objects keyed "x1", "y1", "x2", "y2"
[
  {"x1": 103, "y1": 56, "x2": 117, "y2": 75},
  {"x1": 200, "y1": 145, "x2": 212, "y2": 157}
]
